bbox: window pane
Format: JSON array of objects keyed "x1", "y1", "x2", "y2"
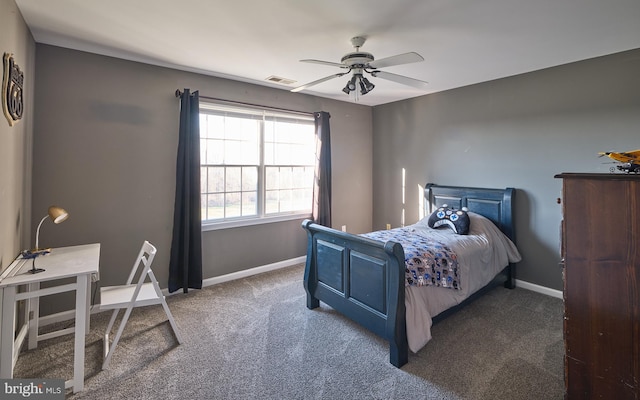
[
  {"x1": 279, "y1": 189, "x2": 293, "y2": 212},
  {"x1": 225, "y1": 116, "x2": 244, "y2": 134},
  {"x1": 241, "y1": 136, "x2": 259, "y2": 164},
  {"x1": 225, "y1": 140, "x2": 243, "y2": 164},
  {"x1": 242, "y1": 167, "x2": 257, "y2": 191},
  {"x1": 264, "y1": 120, "x2": 314, "y2": 166},
  {"x1": 200, "y1": 114, "x2": 212, "y2": 139},
  {"x1": 200, "y1": 167, "x2": 207, "y2": 194},
  {"x1": 264, "y1": 121, "x2": 275, "y2": 142},
  {"x1": 265, "y1": 190, "x2": 279, "y2": 214},
  {"x1": 264, "y1": 142, "x2": 274, "y2": 165},
  {"x1": 207, "y1": 193, "x2": 224, "y2": 220},
  {"x1": 293, "y1": 188, "x2": 312, "y2": 211},
  {"x1": 275, "y1": 143, "x2": 292, "y2": 165},
  {"x1": 226, "y1": 167, "x2": 241, "y2": 192},
  {"x1": 201, "y1": 194, "x2": 207, "y2": 220},
  {"x1": 291, "y1": 142, "x2": 314, "y2": 165},
  {"x1": 225, "y1": 192, "x2": 241, "y2": 218},
  {"x1": 202, "y1": 115, "x2": 225, "y2": 139},
  {"x1": 242, "y1": 192, "x2": 257, "y2": 216},
  {"x1": 208, "y1": 167, "x2": 225, "y2": 193},
  {"x1": 279, "y1": 167, "x2": 292, "y2": 189},
  {"x1": 265, "y1": 167, "x2": 279, "y2": 190},
  {"x1": 203, "y1": 139, "x2": 224, "y2": 165},
  {"x1": 292, "y1": 167, "x2": 308, "y2": 188}
]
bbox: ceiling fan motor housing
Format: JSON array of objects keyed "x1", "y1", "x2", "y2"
[{"x1": 341, "y1": 52, "x2": 374, "y2": 67}]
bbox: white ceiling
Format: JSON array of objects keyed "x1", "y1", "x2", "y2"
[{"x1": 15, "y1": 0, "x2": 640, "y2": 106}]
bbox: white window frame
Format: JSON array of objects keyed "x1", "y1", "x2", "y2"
[{"x1": 199, "y1": 101, "x2": 315, "y2": 231}]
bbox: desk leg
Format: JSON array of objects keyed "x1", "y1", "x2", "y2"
[
  {"x1": 72, "y1": 275, "x2": 88, "y2": 393},
  {"x1": 85, "y1": 278, "x2": 91, "y2": 332},
  {"x1": 28, "y1": 283, "x2": 40, "y2": 350},
  {"x1": 1, "y1": 286, "x2": 17, "y2": 378}
]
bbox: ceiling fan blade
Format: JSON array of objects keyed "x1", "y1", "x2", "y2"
[
  {"x1": 300, "y1": 59, "x2": 348, "y2": 68},
  {"x1": 368, "y1": 52, "x2": 424, "y2": 69},
  {"x1": 371, "y1": 71, "x2": 429, "y2": 89},
  {"x1": 291, "y1": 73, "x2": 347, "y2": 93}
]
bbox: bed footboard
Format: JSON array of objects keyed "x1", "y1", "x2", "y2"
[{"x1": 302, "y1": 220, "x2": 408, "y2": 367}]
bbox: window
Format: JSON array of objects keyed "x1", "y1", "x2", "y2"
[{"x1": 199, "y1": 102, "x2": 316, "y2": 227}]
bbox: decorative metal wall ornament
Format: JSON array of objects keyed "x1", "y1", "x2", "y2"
[{"x1": 2, "y1": 53, "x2": 24, "y2": 126}]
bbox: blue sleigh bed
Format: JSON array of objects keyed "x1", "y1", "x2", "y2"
[{"x1": 301, "y1": 183, "x2": 517, "y2": 368}]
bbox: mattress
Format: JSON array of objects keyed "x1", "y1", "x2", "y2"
[{"x1": 401, "y1": 212, "x2": 522, "y2": 352}]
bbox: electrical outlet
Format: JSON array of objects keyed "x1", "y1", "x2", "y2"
[
  {"x1": 341, "y1": 225, "x2": 347, "y2": 232},
  {"x1": 386, "y1": 223, "x2": 391, "y2": 230}
]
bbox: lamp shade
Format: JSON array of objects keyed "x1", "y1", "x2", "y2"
[{"x1": 48, "y1": 206, "x2": 69, "y2": 224}]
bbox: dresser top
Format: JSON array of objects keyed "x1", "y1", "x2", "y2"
[{"x1": 555, "y1": 173, "x2": 640, "y2": 180}]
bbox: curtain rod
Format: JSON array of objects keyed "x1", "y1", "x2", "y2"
[{"x1": 175, "y1": 89, "x2": 314, "y2": 117}]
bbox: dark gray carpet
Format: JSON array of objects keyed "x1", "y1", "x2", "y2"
[{"x1": 13, "y1": 264, "x2": 564, "y2": 399}]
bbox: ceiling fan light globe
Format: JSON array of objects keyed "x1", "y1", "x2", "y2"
[
  {"x1": 359, "y1": 80, "x2": 370, "y2": 95},
  {"x1": 347, "y1": 75, "x2": 358, "y2": 90},
  {"x1": 362, "y1": 77, "x2": 375, "y2": 92}
]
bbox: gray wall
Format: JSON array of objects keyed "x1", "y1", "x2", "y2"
[
  {"x1": 0, "y1": 0, "x2": 34, "y2": 274},
  {"x1": 32, "y1": 45, "x2": 372, "y2": 313},
  {"x1": 372, "y1": 48, "x2": 640, "y2": 291},
  {"x1": 22, "y1": 31, "x2": 640, "y2": 311}
]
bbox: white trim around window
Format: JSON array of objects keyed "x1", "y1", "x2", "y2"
[{"x1": 202, "y1": 211, "x2": 312, "y2": 231}]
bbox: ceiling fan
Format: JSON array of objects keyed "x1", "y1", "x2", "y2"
[{"x1": 291, "y1": 36, "x2": 428, "y2": 97}]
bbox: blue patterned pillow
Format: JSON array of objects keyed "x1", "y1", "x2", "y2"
[{"x1": 427, "y1": 205, "x2": 470, "y2": 235}]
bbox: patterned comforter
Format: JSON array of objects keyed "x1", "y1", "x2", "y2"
[{"x1": 362, "y1": 227, "x2": 460, "y2": 290}]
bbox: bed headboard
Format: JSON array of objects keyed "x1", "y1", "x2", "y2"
[{"x1": 425, "y1": 183, "x2": 515, "y2": 242}]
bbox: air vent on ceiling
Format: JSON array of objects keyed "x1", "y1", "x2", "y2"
[{"x1": 265, "y1": 75, "x2": 296, "y2": 85}]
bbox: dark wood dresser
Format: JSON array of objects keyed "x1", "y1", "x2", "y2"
[{"x1": 555, "y1": 173, "x2": 640, "y2": 399}]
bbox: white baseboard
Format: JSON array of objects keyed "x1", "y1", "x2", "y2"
[
  {"x1": 43, "y1": 257, "x2": 306, "y2": 323},
  {"x1": 200, "y1": 256, "x2": 306, "y2": 288},
  {"x1": 160, "y1": 256, "x2": 307, "y2": 297},
  {"x1": 516, "y1": 279, "x2": 563, "y2": 299}
]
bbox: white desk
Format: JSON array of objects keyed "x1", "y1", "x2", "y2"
[{"x1": 0, "y1": 243, "x2": 100, "y2": 393}]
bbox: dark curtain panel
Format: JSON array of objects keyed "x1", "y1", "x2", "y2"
[
  {"x1": 169, "y1": 89, "x2": 203, "y2": 293},
  {"x1": 313, "y1": 111, "x2": 332, "y2": 227}
]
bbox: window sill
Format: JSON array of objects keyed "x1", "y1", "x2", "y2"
[{"x1": 202, "y1": 213, "x2": 312, "y2": 231}]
